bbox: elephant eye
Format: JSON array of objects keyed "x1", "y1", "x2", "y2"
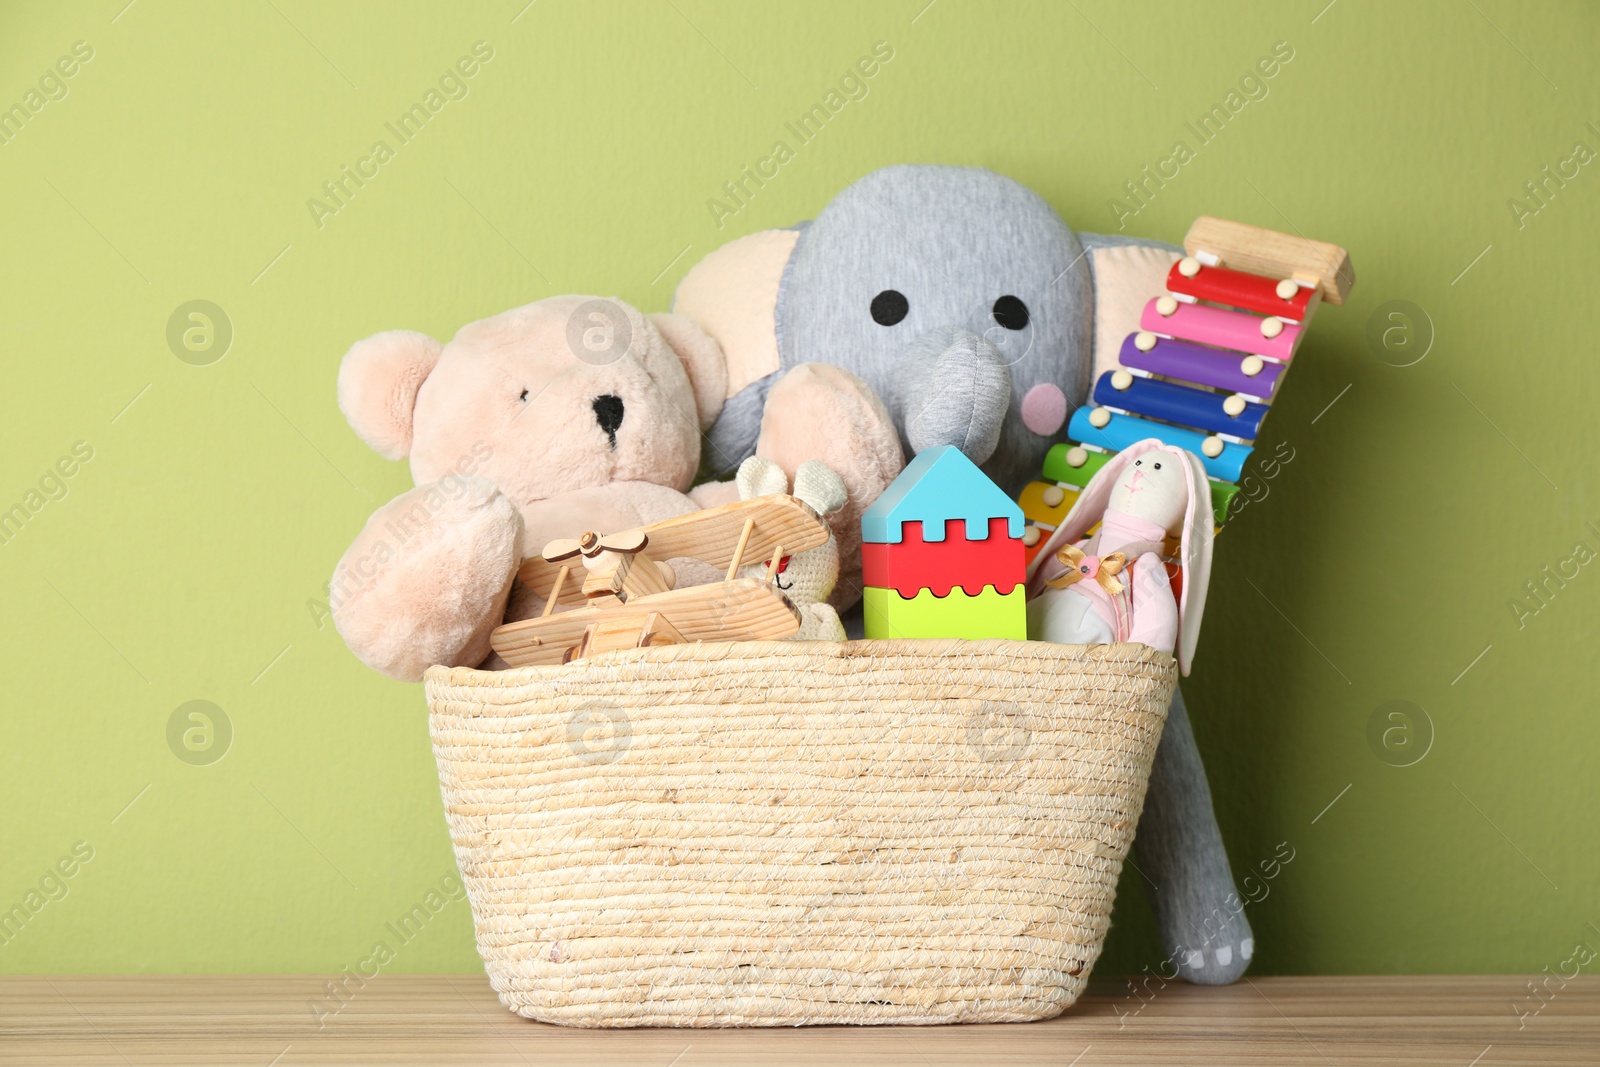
[
  {"x1": 993, "y1": 295, "x2": 1029, "y2": 331},
  {"x1": 870, "y1": 290, "x2": 908, "y2": 326},
  {"x1": 519, "y1": 388, "x2": 529, "y2": 402}
]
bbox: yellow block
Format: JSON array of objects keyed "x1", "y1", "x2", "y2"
[{"x1": 863, "y1": 585, "x2": 1027, "y2": 640}]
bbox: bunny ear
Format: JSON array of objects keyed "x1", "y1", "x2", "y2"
[
  {"x1": 735, "y1": 455, "x2": 789, "y2": 500},
  {"x1": 792, "y1": 460, "x2": 848, "y2": 517},
  {"x1": 1173, "y1": 446, "x2": 1215, "y2": 675},
  {"x1": 1026, "y1": 439, "x2": 1166, "y2": 595}
]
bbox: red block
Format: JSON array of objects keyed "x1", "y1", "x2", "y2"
[{"x1": 860, "y1": 517, "x2": 1024, "y2": 598}]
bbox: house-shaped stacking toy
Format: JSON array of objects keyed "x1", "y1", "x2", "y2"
[
  {"x1": 861, "y1": 445, "x2": 1027, "y2": 640},
  {"x1": 1017, "y1": 216, "x2": 1355, "y2": 564}
]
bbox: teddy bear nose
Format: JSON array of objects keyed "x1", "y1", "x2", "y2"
[{"x1": 591, "y1": 395, "x2": 624, "y2": 447}]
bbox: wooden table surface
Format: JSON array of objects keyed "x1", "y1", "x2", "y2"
[{"x1": 2, "y1": 974, "x2": 1594, "y2": 1065}]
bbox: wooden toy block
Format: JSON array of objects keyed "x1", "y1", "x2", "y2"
[
  {"x1": 1018, "y1": 480, "x2": 1079, "y2": 528},
  {"x1": 1165, "y1": 257, "x2": 1317, "y2": 322},
  {"x1": 860, "y1": 446, "x2": 1027, "y2": 638},
  {"x1": 1094, "y1": 371, "x2": 1268, "y2": 441},
  {"x1": 862, "y1": 445, "x2": 1024, "y2": 545},
  {"x1": 1040, "y1": 442, "x2": 1112, "y2": 488},
  {"x1": 862, "y1": 585, "x2": 1027, "y2": 641},
  {"x1": 1141, "y1": 297, "x2": 1302, "y2": 362},
  {"x1": 1069, "y1": 405, "x2": 1251, "y2": 483},
  {"x1": 1118, "y1": 332, "x2": 1283, "y2": 402},
  {"x1": 860, "y1": 516, "x2": 1024, "y2": 598},
  {"x1": 1184, "y1": 216, "x2": 1355, "y2": 306}
]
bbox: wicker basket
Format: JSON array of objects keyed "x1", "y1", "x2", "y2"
[{"x1": 425, "y1": 638, "x2": 1175, "y2": 1028}]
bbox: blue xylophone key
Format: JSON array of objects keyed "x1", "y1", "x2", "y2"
[
  {"x1": 1093, "y1": 371, "x2": 1269, "y2": 441},
  {"x1": 1067, "y1": 405, "x2": 1251, "y2": 483}
]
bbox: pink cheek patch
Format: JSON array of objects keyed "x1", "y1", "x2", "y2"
[{"x1": 1020, "y1": 383, "x2": 1068, "y2": 436}]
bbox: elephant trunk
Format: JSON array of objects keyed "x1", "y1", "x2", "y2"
[{"x1": 893, "y1": 326, "x2": 1012, "y2": 463}]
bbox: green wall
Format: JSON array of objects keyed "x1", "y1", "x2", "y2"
[{"x1": 2, "y1": 0, "x2": 1596, "y2": 977}]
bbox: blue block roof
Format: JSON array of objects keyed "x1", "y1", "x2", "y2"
[{"x1": 861, "y1": 445, "x2": 1026, "y2": 544}]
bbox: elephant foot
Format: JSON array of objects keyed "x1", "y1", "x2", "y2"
[
  {"x1": 1162, "y1": 902, "x2": 1254, "y2": 986},
  {"x1": 1133, "y1": 684, "x2": 1254, "y2": 985}
]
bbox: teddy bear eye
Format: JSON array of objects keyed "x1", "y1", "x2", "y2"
[
  {"x1": 992, "y1": 295, "x2": 1029, "y2": 331},
  {"x1": 519, "y1": 388, "x2": 529, "y2": 402},
  {"x1": 870, "y1": 290, "x2": 908, "y2": 326},
  {"x1": 1134, "y1": 459, "x2": 1142, "y2": 466},
  {"x1": 1153, "y1": 462, "x2": 1162, "y2": 470}
]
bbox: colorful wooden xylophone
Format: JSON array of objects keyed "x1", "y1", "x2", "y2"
[{"x1": 1019, "y1": 217, "x2": 1354, "y2": 565}]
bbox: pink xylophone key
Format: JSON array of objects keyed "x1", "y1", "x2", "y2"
[{"x1": 1140, "y1": 296, "x2": 1301, "y2": 361}]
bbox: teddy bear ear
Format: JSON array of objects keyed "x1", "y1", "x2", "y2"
[
  {"x1": 649, "y1": 313, "x2": 728, "y2": 431},
  {"x1": 337, "y1": 329, "x2": 442, "y2": 460}
]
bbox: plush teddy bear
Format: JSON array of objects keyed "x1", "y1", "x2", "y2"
[
  {"x1": 330, "y1": 294, "x2": 725, "y2": 681},
  {"x1": 733, "y1": 456, "x2": 848, "y2": 642}
]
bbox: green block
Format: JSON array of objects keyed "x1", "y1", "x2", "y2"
[
  {"x1": 863, "y1": 585, "x2": 1027, "y2": 640},
  {"x1": 1041, "y1": 442, "x2": 1111, "y2": 488}
]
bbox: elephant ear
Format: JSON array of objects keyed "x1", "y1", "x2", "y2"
[
  {"x1": 337, "y1": 329, "x2": 442, "y2": 460},
  {"x1": 672, "y1": 228, "x2": 801, "y2": 405},
  {"x1": 1079, "y1": 233, "x2": 1181, "y2": 385}
]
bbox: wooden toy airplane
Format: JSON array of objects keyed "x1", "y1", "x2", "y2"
[{"x1": 489, "y1": 494, "x2": 831, "y2": 667}]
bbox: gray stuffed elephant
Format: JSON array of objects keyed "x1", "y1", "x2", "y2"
[{"x1": 673, "y1": 164, "x2": 1253, "y2": 984}]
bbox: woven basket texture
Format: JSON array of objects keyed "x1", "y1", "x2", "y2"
[{"x1": 425, "y1": 638, "x2": 1175, "y2": 1027}]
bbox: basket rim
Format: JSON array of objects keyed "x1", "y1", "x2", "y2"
[{"x1": 425, "y1": 638, "x2": 1176, "y2": 691}]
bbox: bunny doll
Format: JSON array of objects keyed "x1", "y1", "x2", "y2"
[
  {"x1": 733, "y1": 455, "x2": 849, "y2": 641},
  {"x1": 1025, "y1": 439, "x2": 1213, "y2": 675}
]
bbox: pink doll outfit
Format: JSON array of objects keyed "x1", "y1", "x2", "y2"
[{"x1": 1034, "y1": 508, "x2": 1179, "y2": 654}]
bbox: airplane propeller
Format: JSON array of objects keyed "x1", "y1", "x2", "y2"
[{"x1": 542, "y1": 529, "x2": 649, "y2": 563}]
